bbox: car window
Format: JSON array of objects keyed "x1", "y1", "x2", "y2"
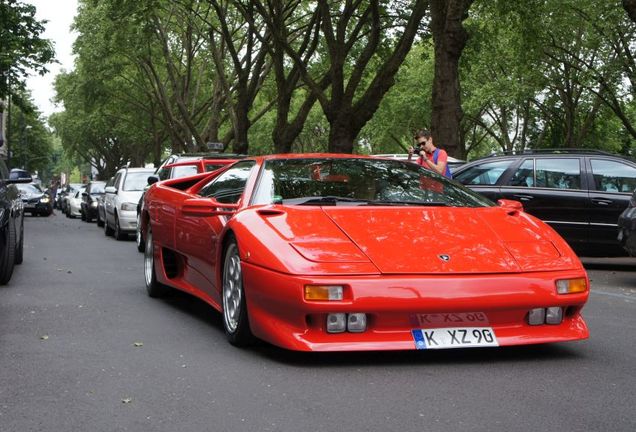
[
  {"x1": 17, "y1": 183, "x2": 43, "y2": 194},
  {"x1": 90, "y1": 183, "x2": 105, "y2": 194},
  {"x1": 171, "y1": 165, "x2": 199, "y2": 178},
  {"x1": 590, "y1": 159, "x2": 636, "y2": 192},
  {"x1": 535, "y1": 158, "x2": 581, "y2": 189},
  {"x1": 454, "y1": 160, "x2": 513, "y2": 185},
  {"x1": 205, "y1": 163, "x2": 226, "y2": 172},
  {"x1": 113, "y1": 173, "x2": 123, "y2": 189},
  {"x1": 123, "y1": 172, "x2": 153, "y2": 191},
  {"x1": 157, "y1": 166, "x2": 171, "y2": 181},
  {"x1": 509, "y1": 159, "x2": 534, "y2": 187},
  {"x1": 198, "y1": 161, "x2": 256, "y2": 203}
]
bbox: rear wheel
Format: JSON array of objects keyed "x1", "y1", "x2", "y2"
[
  {"x1": 222, "y1": 238, "x2": 254, "y2": 346},
  {"x1": 144, "y1": 227, "x2": 168, "y2": 297},
  {"x1": 0, "y1": 222, "x2": 16, "y2": 285}
]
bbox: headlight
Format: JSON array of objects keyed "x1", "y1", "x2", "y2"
[
  {"x1": 91, "y1": 201, "x2": 98, "y2": 207},
  {"x1": 40, "y1": 196, "x2": 50, "y2": 203},
  {"x1": 121, "y1": 202, "x2": 137, "y2": 211}
]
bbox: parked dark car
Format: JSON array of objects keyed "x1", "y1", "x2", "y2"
[
  {"x1": 0, "y1": 160, "x2": 29, "y2": 284},
  {"x1": 80, "y1": 180, "x2": 106, "y2": 222},
  {"x1": 15, "y1": 182, "x2": 53, "y2": 216},
  {"x1": 617, "y1": 190, "x2": 636, "y2": 256},
  {"x1": 453, "y1": 149, "x2": 636, "y2": 256}
]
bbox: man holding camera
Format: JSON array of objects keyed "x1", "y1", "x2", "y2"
[{"x1": 408, "y1": 129, "x2": 452, "y2": 179}]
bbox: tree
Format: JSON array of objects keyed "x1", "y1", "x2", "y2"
[
  {"x1": 429, "y1": 0, "x2": 474, "y2": 158},
  {"x1": 0, "y1": 0, "x2": 55, "y2": 100},
  {"x1": 262, "y1": 0, "x2": 429, "y2": 153}
]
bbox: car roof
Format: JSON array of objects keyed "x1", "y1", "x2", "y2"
[{"x1": 119, "y1": 167, "x2": 155, "y2": 173}]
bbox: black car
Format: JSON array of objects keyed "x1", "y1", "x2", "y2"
[
  {"x1": 453, "y1": 149, "x2": 636, "y2": 256},
  {"x1": 0, "y1": 160, "x2": 29, "y2": 284},
  {"x1": 15, "y1": 182, "x2": 53, "y2": 216},
  {"x1": 80, "y1": 180, "x2": 106, "y2": 222}
]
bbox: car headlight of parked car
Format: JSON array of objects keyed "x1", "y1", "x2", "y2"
[
  {"x1": 40, "y1": 196, "x2": 50, "y2": 203},
  {"x1": 91, "y1": 200, "x2": 98, "y2": 208},
  {"x1": 121, "y1": 202, "x2": 137, "y2": 211}
]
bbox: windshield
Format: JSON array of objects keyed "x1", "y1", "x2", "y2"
[
  {"x1": 16, "y1": 183, "x2": 43, "y2": 194},
  {"x1": 251, "y1": 158, "x2": 494, "y2": 207},
  {"x1": 171, "y1": 165, "x2": 199, "y2": 178},
  {"x1": 90, "y1": 183, "x2": 105, "y2": 194},
  {"x1": 123, "y1": 172, "x2": 153, "y2": 191}
]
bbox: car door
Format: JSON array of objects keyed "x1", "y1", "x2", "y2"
[
  {"x1": 586, "y1": 157, "x2": 636, "y2": 252},
  {"x1": 175, "y1": 161, "x2": 256, "y2": 298},
  {"x1": 452, "y1": 158, "x2": 518, "y2": 201},
  {"x1": 499, "y1": 157, "x2": 588, "y2": 248}
]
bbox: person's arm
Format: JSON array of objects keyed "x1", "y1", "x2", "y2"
[{"x1": 425, "y1": 150, "x2": 448, "y2": 175}]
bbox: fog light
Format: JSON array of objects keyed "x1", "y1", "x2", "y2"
[
  {"x1": 528, "y1": 308, "x2": 545, "y2": 325},
  {"x1": 305, "y1": 285, "x2": 344, "y2": 301},
  {"x1": 556, "y1": 278, "x2": 587, "y2": 294},
  {"x1": 347, "y1": 313, "x2": 367, "y2": 333},
  {"x1": 326, "y1": 313, "x2": 346, "y2": 333},
  {"x1": 545, "y1": 307, "x2": 563, "y2": 324}
]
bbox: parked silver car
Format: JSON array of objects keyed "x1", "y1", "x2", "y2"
[{"x1": 103, "y1": 167, "x2": 155, "y2": 240}]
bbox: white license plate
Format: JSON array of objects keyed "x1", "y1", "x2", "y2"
[{"x1": 412, "y1": 327, "x2": 499, "y2": 349}]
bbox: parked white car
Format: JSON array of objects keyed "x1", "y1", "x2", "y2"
[
  {"x1": 103, "y1": 167, "x2": 155, "y2": 240},
  {"x1": 66, "y1": 187, "x2": 85, "y2": 218}
]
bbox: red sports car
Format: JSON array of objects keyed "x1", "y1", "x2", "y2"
[{"x1": 141, "y1": 154, "x2": 589, "y2": 351}]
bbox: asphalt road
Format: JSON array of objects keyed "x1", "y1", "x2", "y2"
[{"x1": 1, "y1": 215, "x2": 635, "y2": 432}]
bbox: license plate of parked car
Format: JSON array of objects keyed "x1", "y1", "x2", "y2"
[{"x1": 412, "y1": 327, "x2": 499, "y2": 349}]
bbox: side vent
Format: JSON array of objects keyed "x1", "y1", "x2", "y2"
[{"x1": 161, "y1": 248, "x2": 179, "y2": 278}]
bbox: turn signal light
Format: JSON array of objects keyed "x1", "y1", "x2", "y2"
[
  {"x1": 555, "y1": 278, "x2": 587, "y2": 294},
  {"x1": 304, "y1": 285, "x2": 344, "y2": 301}
]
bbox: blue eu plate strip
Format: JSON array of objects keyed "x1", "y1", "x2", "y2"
[{"x1": 412, "y1": 329, "x2": 426, "y2": 350}]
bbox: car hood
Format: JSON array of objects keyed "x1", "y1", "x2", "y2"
[
  {"x1": 262, "y1": 206, "x2": 579, "y2": 274},
  {"x1": 20, "y1": 192, "x2": 45, "y2": 200}
]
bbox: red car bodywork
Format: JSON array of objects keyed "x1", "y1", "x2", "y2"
[
  {"x1": 163, "y1": 158, "x2": 237, "y2": 175},
  {"x1": 142, "y1": 154, "x2": 589, "y2": 351}
]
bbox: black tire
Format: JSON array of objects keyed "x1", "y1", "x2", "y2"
[
  {"x1": 136, "y1": 213, "x2": 145, "y2": 253},
  {"x1": 96, "y1": 211, "x2": 104, "y2": 227},
  {"x1": 114, "y1": 215, "x2": 126, "y2": 240},
  {"x1": 104, "y1": 217, "x2": 114, "y2": 236},
  {"x1": 0, "y1": 222, "x2": 16, "y2": 285},
  {"x1": 222, "y1": 238, "x2": 254, "y2": 347},
  {"x1": 80, "y1": 210, "x2": 86, "y2": 221},
  {"x1": 15, "y1": 220, "x2": 24, "y2": 265},
  {"x1": 144, "y1": 227, "x2": 168, "y2": 297}
]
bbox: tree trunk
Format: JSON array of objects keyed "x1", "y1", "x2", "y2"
[
  {"x1": 430, "y1": 0, "x2": 474, "y2": 158},
  {"x1": 624, "y1": 0, "x2": 636, "y2": 22}
]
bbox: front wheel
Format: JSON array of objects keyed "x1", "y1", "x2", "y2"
[
  {"x1": 15, "y1": 220, "x2": 24, "y2": 265},
  {"x1": 136, "y1": 213, "x2": 145, "y2": 253},
  {"x1": 0, "y1": 223, "x2": 16, "y2": 285},
  {"x1": 114, "y1": 216, "x2": 126, "y2": 240},
  {"x1": 222, "y1": 239, "x2": 254, "y2": 346},
  {"x1": 144, "y1": 227, "x2": 168, "y2": 298}
]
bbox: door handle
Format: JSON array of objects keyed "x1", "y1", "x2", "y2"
[
  {"x1": 591, "y1": 198, "x2": 612, "y2": 206},
  {"x1": 513, "y1": 194, "x2": 533, "y2": 202}
]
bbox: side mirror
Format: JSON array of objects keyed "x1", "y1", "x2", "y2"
[
  {"x1": 147, "y1": 175, "x2": 159, "y2": 186},
  {"x1": 181, "y1": 198, "x2": 239, "y2": 217},
  {"x1": 498, "y1": 199, "x2": 523, "y2": 214},
  {"x1": 105, "y1": 186, "x2": 117, "y2": 194}
]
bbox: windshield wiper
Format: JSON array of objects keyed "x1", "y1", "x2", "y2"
[{"x1": 283, "y1": 196, "x2": 372, "y2": 206}]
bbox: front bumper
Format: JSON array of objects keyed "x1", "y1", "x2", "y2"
[
  {"x1": 241, "y1": 263, "x2": 589, "y2": 352},
  {"x1": 117, "y1": 210, "x2": 137, "y2": 232}
]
